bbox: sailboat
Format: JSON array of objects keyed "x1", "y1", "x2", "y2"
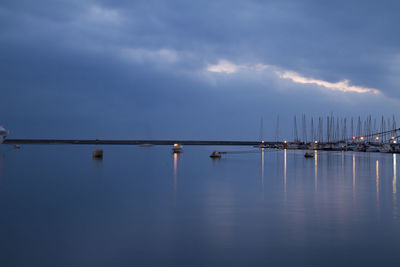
[
  {"x1": 256, "y1": 117, "x2": 269, "y2": 148},
  {"x1": 0, "y1": 125, "x2": 9, "y2": 144}
]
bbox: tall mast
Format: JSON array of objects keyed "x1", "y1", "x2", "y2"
[
  {"x1": 293, "y1": 116, "x2": 298, "y2": 142},
  {"x1": 275, "y1": 115, "x2": 280, "y2": 142}
]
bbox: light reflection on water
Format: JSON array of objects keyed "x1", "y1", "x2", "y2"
[
  {"x1": 394, "y1": 154, "x2": 397, "y2": 220},
  {"x1": 284, "y1": 148, "x2": 287, "y2": 193},
  {"x1": 0, "y1": 146, "x2": 400, "y2": 266},
  {"x1": 314, "y1": 150, "x2": 317, "y2": 192},
  {"x1": 353, "y1": 152, "x2": 356, "y2": 200},
  {"x1": 394, "y1": 154, "x2": 397, "y2": 195},
  {"x1": 173, "y1": 152, "x2": 178, "y2": 201}
]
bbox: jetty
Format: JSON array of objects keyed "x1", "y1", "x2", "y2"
[{"x1": 3, "y1": 139, "x2": 262, "y2": 146}]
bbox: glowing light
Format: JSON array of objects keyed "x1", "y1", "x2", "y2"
[
  {"x1": 174, "y1": 143, "x2": 179, "y2": 147},
  {"x1": 376, "y1": 136, "x2": 380, "y2": 141},
  {"x1": 392, "y1": 136, "x2": 396, "y2": 140},
  {"x1": 314, "y1": 141, "x2": 318, "y2": 144},
  {"x1": 360, "y1": 136, "x2": 364, "y2": 140},
  {"x1": 352, "y1": 136, "x2": 356, "y2": 140},
  {"x1": 284, "y1": 140, "x2": 287, "y2": 144},
  {"x1": 394, "y1": 141, "x2": 397, "y2": 144}
]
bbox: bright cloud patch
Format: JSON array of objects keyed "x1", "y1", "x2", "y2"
[
  {"x1": 207, "y1": 60, "x2": 241, "y2": 73},
  {"x1": 207, "y1": 60, "x2": 270, "y2": 74},
  {"x1": 276, "y1": 71, "x2": 380, "y2": 94},
  {"x1": 207, "y1": 59, "x2": 380, "y2": 95}
]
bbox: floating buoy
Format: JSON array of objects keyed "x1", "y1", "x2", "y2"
[
  {"x1": 304, "y1": 151, "x2": 314, "y2": 158},
  {"x1": 13, "y1": 145, "x2": 20, "y2": 149},
  {"x1": 92, "y1": 149, "x2": 103, "y2": 159},
  {"x1": 210, "y1": 150, "x2": 222, "y2": 158}
]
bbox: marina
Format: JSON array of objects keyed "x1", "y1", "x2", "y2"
[{"x1": 3, "y1": 136, "x2": 400, "y2": 154}]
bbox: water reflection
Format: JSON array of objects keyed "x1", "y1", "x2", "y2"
[
  {"x1": 261, "y1": 148, "x2": 264, "y2": 186},
  {"x1": 3, "y1": 146, "x2": 400, "y2": 266},
  {"x1": 284, "y1": 149, "x2": 287, "y2": 193},
  {"x1": 0, "y1": 152, "x2": 4, "y2": 185},
  {"x1": 394, "y1": 154, "x2": 397, "y2": 219},
  {"x1": 376, "y1": 160, "x2": 380, "y2": 209},
  {"x1": 342, "y1": 151, "x2": 345, "y2": 182},
  {"x1": 92, "y1": 152, "x2": 103, "y2": 176},
  {"x1": 352, "y1": 153, "x2": 356, "y2": 199},
  {"x1": 173, "y1": 153, "x2": 178, "y2": 201},
  {"x1": 314, "y1": 150, "x2": 318, "y2": 192},
  {"x1": 393, "y1": 154, "x2": 397, "y2": 195}
]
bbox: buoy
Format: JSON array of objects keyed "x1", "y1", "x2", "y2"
[
  {"x1": 92, "y1": 149, "x2": 103, "y2": 159},
  {"x1": 304, "y1": 152, "x2": 314, "y2": 158},
  {"x1": 13, "y1": 145, "x2": 20, "y2": 149},
  {"x1": 210, "y1": 151, "x2": 222, "y2": 158}
]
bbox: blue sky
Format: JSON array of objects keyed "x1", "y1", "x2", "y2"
[{"x1": 1, "y1": 0, "x2": 400, "y2": 140}]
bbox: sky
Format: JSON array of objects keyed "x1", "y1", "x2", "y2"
[{"x1": 1, "y1": 0, "x2": 400, "y2": 140}]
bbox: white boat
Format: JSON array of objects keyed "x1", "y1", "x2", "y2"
[
  {"x1": 0, "y1": 125, "x2": 9, "y2": 144},
  {"x1": 172, "y1": 143, "x2": 183, "y2": 153},
  {"x1": 257, "y1": 141, "x2": 269, "y2": 149}
]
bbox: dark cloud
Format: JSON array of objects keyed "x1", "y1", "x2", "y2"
[{"x1": 1, "y1": 0, "x2": 399, "y2": 139}]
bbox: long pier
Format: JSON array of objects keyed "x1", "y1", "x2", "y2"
[{"x1": 4, "y1": 139, "x2": 268, "y2": 146}]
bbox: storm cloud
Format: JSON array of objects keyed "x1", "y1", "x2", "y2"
[{"x1": 1, "y1": 0, "x2": 399, "y2": 140}]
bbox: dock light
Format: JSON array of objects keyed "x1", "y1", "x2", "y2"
[
  {"x1": 360, "y1": 136, "x2": 364, "y2": 140},
  {"x1": 284, "y1": 140, "x2": 287, "y2": 144},
  {"x1": 394, "y1": 141, "x2": 397, "y2": 144},
  {"x1": 352, "y1": 136, "x2": 356, "y2": 140},
  {"x1": 174, "y1": 143, "x2": 179, "y2": 147},
  {"x1": 392, "y1": 136, "x2": 395, "y2": 140},
  {"x1": 376, "y1": 136, "x2": 380, "y2": 141},
  {"x1": 261, "y1": 140, "x2": 265, "y2": 143},
  {"x1": 314, "y1": 141, "x2": 318, "y2": 144}
]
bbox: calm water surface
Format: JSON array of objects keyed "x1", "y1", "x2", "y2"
[{"x1": 0, "y1": 145, "x2": 399, "y2": 266}]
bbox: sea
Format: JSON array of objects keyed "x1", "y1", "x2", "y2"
[{"x1": 0, "y1": 145, "x2": 399, "y2": 266}]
